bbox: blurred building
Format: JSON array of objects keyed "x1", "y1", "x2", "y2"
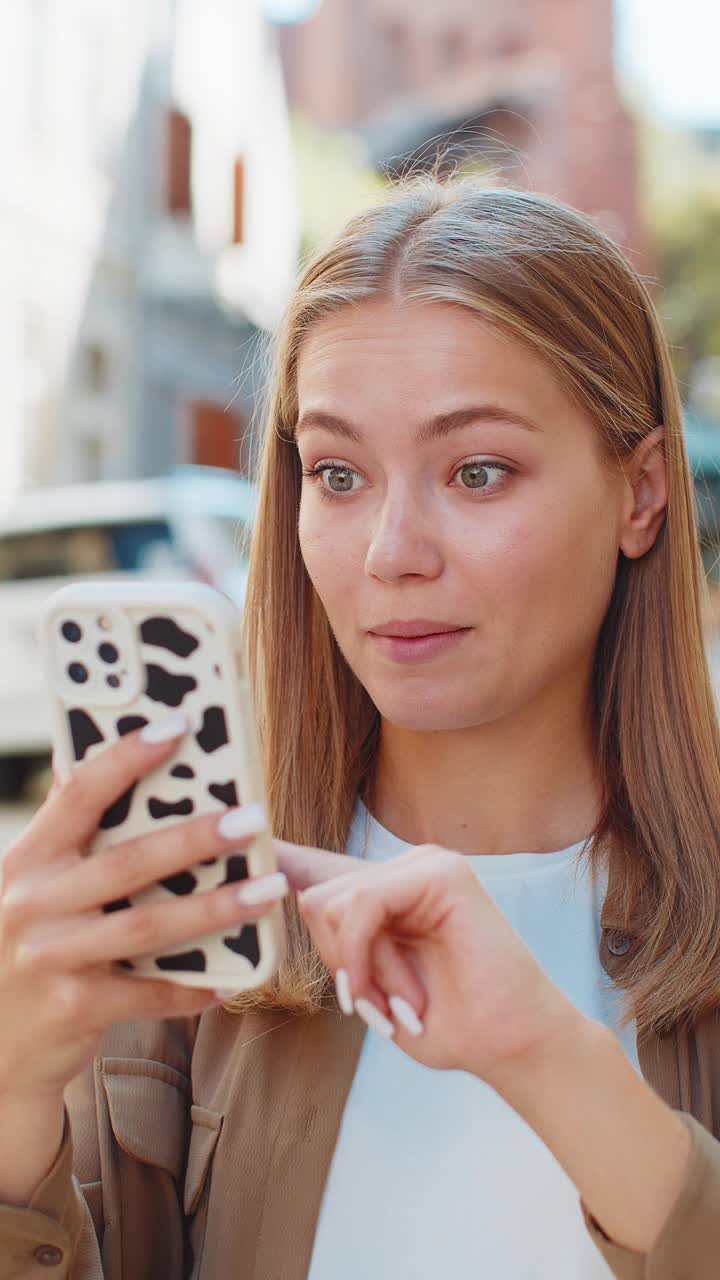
[
  {"x1": 0, "y1": 0, "x2": 299, "y2": 502},
  {"x1": 277, "y1": 0, "x2": 646, "y2": 266}
]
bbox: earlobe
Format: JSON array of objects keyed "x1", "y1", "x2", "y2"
[{"x1": 618, "y1": 426, "x2": 668, "y2": 560}]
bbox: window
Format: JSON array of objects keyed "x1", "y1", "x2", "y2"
[
  {"x1": 440, "y1": 26, "x2": 465, "y2": 72},
  {"x1": 84, "y1": 343, "x2": 111, "y2": 393},
  {"x1": 0, "y1": 521, "x2": 175, "y2": 581},
  {"x1": 166, "y1": 109, "x2": 192, "y2": 215},
  {"x1": 233, "y1": 158, "x2": 245, "y2": 245},
  {"x1": 189, "y1": 400, "x2": 246, "y2": 472},
  {"x1": 384, "y1": 21, "x2": 410, "y2": 92}
]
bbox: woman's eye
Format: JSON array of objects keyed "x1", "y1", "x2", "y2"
[
  {"x1": 324, "y1": 466, "x2": 357, "y2": 493},
  {"x1": 302, "y1": 459, "x2": 510, "y2": 497},
  {"x1": 303, "y1": 463, "x2": 365, "y2": 494},
  {"x1": 455, "y1": 461, "x2": 509, "y2": 492}
]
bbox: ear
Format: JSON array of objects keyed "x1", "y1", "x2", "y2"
[{"x1": 618, "y1": 426, "x2": 667, "y2": 560}]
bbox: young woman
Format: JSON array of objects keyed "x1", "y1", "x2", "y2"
[{"x1": 1, "y1": 176, "x2": 719, "y2": 1280}]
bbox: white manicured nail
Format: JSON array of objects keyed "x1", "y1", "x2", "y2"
[
  {"x1": 355, "y1": 998, "x2": 395, "y2": 1039},
  {"x1": 335, "y1": 968, "x2": 354, "y2": 1016},
  {"x1": 140, "y1": 712, "x2": 188, "y2": 744},
  {"x1": 218, "y1": 803, "x2": 267, "y2": 840},
  {"x1": 388, "y1": 995, "x2": 424, "y2": 1037},
  {"x1": 236, "y1": 872, "x2": 288, "y2": 906}
]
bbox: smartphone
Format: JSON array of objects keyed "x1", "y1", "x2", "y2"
[{"x1": 40, "y1": 579, "x2": 284, "y2": 991}]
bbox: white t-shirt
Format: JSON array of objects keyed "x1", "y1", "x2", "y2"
[{"x1": 307, "y1": 800, "x2": 640, "y2": 1280}]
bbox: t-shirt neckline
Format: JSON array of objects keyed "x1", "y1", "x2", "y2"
[{"x1": 352, "y1": 798, "x2": 591, "y2": 879}]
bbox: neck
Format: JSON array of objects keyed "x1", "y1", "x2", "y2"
[{"x1": 370, "y1": 674, "x2": 600, "y2": 856}]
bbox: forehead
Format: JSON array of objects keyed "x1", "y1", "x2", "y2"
[{"x1": 296, "y1": 299, "x2": 569, "y2": 418}]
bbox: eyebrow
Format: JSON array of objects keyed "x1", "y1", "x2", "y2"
[{"x1": 293, "y1": 404, "x2": 541, "y2": 444}]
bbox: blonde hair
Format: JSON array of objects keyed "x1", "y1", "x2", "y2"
[{"x1": 238, "y1": 175, "x2": 720, "y2": 1040}]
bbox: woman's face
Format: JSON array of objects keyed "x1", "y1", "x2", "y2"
[{"x1": 295, "y1": 300, "x2": 627, "y2": 732}]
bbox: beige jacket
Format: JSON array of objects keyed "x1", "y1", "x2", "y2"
[{"x1": 1, "y1": 914, "x2": 720, "y2": 1279}]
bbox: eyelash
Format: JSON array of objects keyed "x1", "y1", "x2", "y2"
[{"x1": 301, "y1": 459, "x2": 513, "y2": 500}]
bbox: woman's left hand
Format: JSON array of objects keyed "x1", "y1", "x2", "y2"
[{"x1": 288, "y1": 843, "x2": 578, "y2": 1088}]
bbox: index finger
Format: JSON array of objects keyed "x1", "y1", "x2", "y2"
[
  {"x1": 273, "y1": 838, "x2": 358, "y2": 893},
  {"x1": 14, "y1": 713, "x2": 190, "y2": 869}
]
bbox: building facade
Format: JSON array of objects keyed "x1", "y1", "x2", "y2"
[
  {"x1": 277, "y1": 0, "x2": 646, "y2": 267},
  {"x1": 0, "y1": 0, "x2": 299, "y2": 501}
]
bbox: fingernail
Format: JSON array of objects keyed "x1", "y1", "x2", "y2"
[
  {"x1": 235, "y1": 872, "x2": 288, "y2": 906},
  {"x1": 355, "y1": 998, "x2": 395, "y2": 1039},
  {"x1": 388, "y1": 995, "x2": 424, "y2": 1037},
  {"x1": 218, "y1": 803, "x2": 267, "y2": 840},
  {"x1": 335, "y1": 968, "x2": 354, "y2": 1016},
  {"x1": 140, "y1": 712, "x2": 188, "y2": 744}
]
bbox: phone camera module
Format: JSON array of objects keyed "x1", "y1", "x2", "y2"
[
  {"x1": 61, "y1": 620, "x2": 82, "y2": 643},
  {"x1": 98, "y1": 642, "x2": 119, "y2": 664},
  {"x1": 68, "y1": 662, "x2": 89, "y2": 684}
]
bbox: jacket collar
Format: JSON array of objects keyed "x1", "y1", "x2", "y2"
[{"x1": 250, "y1": 1007, "x2": 367, "y2": 1279}]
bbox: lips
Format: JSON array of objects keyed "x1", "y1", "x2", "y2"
[
  {"x1": 369, "y1": 620, "x2": 469, "y2": 638},
  {"x1": 367, "y1": 627, "x2": 471, "y2": 663}
]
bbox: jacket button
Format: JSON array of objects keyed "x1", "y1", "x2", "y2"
[
  {"x1": 606, "y1": 931, "x2": 632, "y2": 956},
  {"x1": 33, "y1": 1245, "x2": 64, "y2": 1266}
]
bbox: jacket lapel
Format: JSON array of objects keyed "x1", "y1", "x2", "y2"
[{"x1": 252, "y1": 1007, "x2": 367, "y2": 1279}]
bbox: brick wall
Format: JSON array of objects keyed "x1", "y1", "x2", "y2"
[{"x1": 277, "y1": 0, "x2": 648, "y2": 269}]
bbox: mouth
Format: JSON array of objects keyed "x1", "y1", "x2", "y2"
[
  {"x1": 368, "y1": 620, "x2": 471, "y2": 638},
  {"x1": 367, "y1": 626, "x2": 473, "y2": 663}
]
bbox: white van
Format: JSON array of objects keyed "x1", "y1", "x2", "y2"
[{"x1": 0, "y1": 466, "x2": 256, "y2": 797}]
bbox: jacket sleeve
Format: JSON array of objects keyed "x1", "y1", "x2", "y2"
[
  {"x1": 0, "y1": 1107, "x2": 102, "y2": 1280},
  {"x1": 0, "y1": 1017, "x2": 198, "y2": 1280},
  {"x1": 581, "y1": 1112, "x2": 720, "y2": 1279}
]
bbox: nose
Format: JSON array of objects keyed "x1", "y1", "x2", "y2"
[{"x1": 364, "y1": 485, "x2": 443, "y2": 582}]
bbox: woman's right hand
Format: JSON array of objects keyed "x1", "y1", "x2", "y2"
[{"x1": 0, "y1": 715, "x2": 283, "y2": 1102}]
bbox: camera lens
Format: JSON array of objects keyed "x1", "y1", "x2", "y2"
[
  {"x1": 98, "y1": 642, "x2": 119, "y2": 664},
  {"x1": 68, "y1": 662, "x2": 89, "y2": 684},
  {"x1": 107, "y1": 673, "x2": 121, "y2": 689},
  {"x1": 61, "y1": 620, "x2": 82, "y2": 643}
]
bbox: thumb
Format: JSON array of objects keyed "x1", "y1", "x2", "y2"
[
  {"x1": 48, "y1": 750, "x2": 64, "y2": 799},
  {"x1": 273, "y1": 838, "x2": 357, "y2": 893}
]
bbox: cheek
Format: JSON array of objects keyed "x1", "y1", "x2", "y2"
[
  {"x1": 298, "y1": 500, "x2": 361, "y2": 615},
  {"x1": 500, "y1": 482, "x2": 620, "y2": 648},
  {"x1": 439, "y1": 470, "x2": 618, "y2": 671}
]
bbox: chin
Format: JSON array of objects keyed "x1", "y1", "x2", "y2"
[{"x1": 368, "y1": 684, "x2": 494, "y2": 733}]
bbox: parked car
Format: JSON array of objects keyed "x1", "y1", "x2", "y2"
[{"x1": 0, "y1": 466, "x2": 256, "y2": 797}]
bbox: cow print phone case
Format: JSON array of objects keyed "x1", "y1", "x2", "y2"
[{"x1": 41, "y1": 580, "x2": 284, "y2": 990}]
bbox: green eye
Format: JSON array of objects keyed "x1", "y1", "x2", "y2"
[
  {"x1": 326, "y1": 467, "x2": 355, "y2": 492},
  {"x1": 460, "y1": 463, "x2": 490, "y2": 489}
]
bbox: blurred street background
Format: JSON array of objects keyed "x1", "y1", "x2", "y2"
[{"x1": 2, "y1": 0, "x2": 720, "y2": 840}]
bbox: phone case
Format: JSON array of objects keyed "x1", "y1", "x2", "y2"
[{"x1": 40, "y1": 579, "x2": 284, "y2": 990}]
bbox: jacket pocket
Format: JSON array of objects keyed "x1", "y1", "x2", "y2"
[
  {"x1": 183, "y1": 1105, "x2": 223, "y2": 1217},
  {"x1": 98, "y1": 1060, "x2": 191, "y2": 1280},
  {"x1": 102, "y1": 1065, "x2": 189, "y2": 1183}
]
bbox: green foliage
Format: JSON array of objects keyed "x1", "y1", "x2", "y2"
[
  {"x1": 643, "y1": 121, "x2": 720, "y2": 391},
  {"x1": 657, "y1": 195, "x2": 720, "y2": 388},
  {"x1": 290, "y1": 113, "x2": 388, "y2": 260}
]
